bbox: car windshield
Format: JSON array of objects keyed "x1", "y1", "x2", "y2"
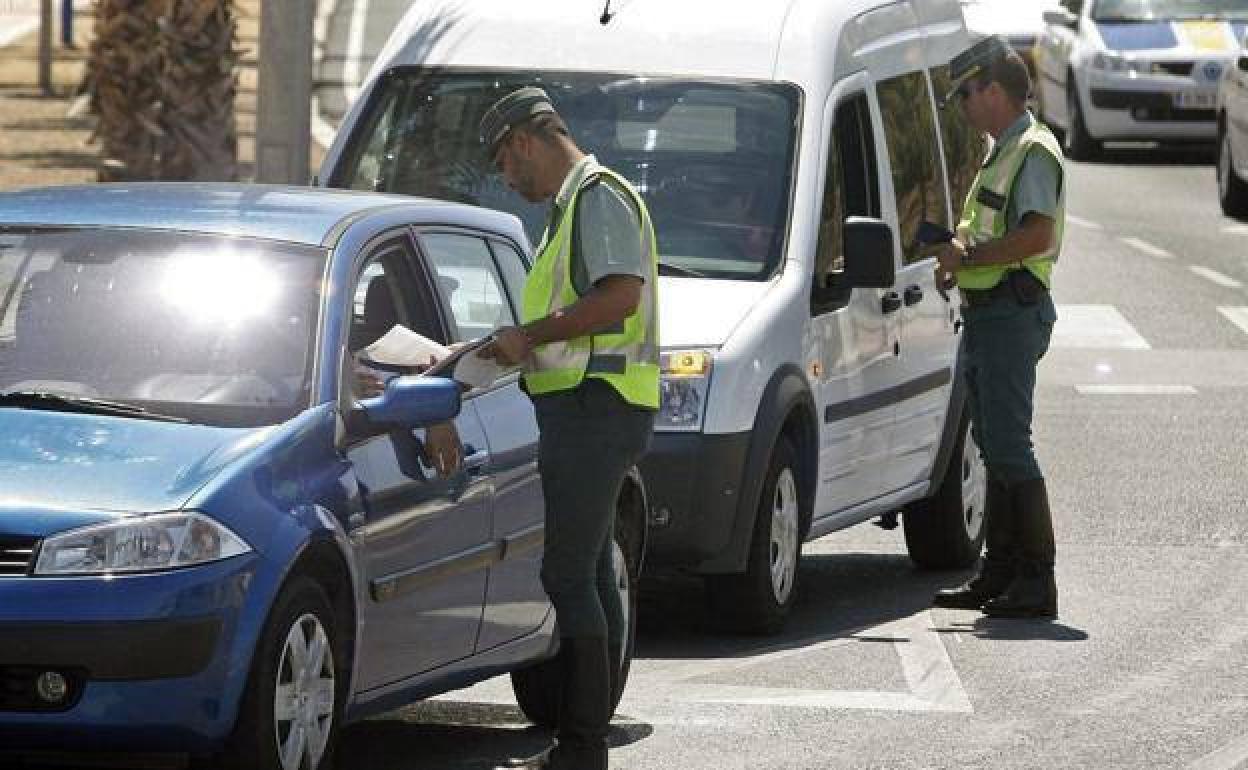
[
  {"x1": 1092, "y1": 0, "x2": 1248, "y2": 21},
  {"x1": 0, "y1": 228, "x2": 326, "y2": 427},
  {"x1": 332, "y1": 69, "x2": 802, "y2": 281}
]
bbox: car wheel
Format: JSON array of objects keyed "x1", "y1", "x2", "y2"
[
  {"x1": 228, "y1": 576, "x2": 344, "y2": 770},
  {"x1": 1217, "y1": 126, "x2": 1248, "y2": 219},
  {"x1": 903, "y1": 411, "x2": 987, "y2": 569},
  {"x1": 704, "y1": 436, "x2": 802, "y2": 635},
  {"x1": 1064, "y1": 80, "x2": 1101, "y2": 161},
  {"x1": 511, "y1": 512, "x2": 639, "y2": 728}
]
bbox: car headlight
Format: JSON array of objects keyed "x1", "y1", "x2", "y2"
[
  {"x1": 33, "y1": 512, "x2": 251, "y2": 576},
  {"x1": 658, "y1": 349, "x2": 714, "y2": 432},
  {"x1": 1091, "y1": 52, "x2": 1142, "y2": 74}
]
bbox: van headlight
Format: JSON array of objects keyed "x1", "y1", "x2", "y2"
[
  {"x1": 658, "y1": 349, "x2": 714, "y2": 432},
  {"x1": 33, "y1": 512, "x2": 252, "y2": 576}
]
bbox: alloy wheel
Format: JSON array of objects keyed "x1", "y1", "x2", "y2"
[
  {"x1": 769, "y1": 467, "x2": 800, "y2": 604},
  {"x1": 960, "y1": 428, "x2": 987, "y2": 542},
  {"x1": 274, "y1": 613, "x2": 336, "y2": 770}
]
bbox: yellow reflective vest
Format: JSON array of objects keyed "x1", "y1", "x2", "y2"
[
  {"x1": 520, "y1": 158, "x2": 660, "y2": 409},
  {"x1": 956, "y1": 115, "x2": 1065, "y2": 290}
]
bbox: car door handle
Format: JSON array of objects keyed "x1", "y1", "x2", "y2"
[
  {"x1": 881, "y1": 292, "x2": 902, "y2": 314},
  {"x1": 462, "y1": 444, "x2": 490, "y2": 475},
  {"x1": 903, "y1": 285, "x2": 923, "y2": 306}
]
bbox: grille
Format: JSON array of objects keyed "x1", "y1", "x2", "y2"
[
  {"x1": 0, "y1": 537, "x2": 38, "y2": 577},
  {"x1": 1152, "y1": 61, "x2": 1194, "y2": 77}
]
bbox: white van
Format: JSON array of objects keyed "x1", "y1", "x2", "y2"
[{"x1": 320, "y1": 0, "x2": 988, "y2": 633}]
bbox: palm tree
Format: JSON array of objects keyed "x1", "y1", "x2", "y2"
[{"x1": 89, "y1": 0, "x2": 239, "y2": 181}]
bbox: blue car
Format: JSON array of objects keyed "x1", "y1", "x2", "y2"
[{"x1": 0, "y1": 184, "x2": 647, "y2": 769}]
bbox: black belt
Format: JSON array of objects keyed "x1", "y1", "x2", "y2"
[{"x1": 961, "y1": 270, "x2": 1047, "y2": 307}]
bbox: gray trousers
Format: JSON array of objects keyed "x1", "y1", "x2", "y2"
[{"x1": 532, "y1": 379, "x2": 654, "y2": 639}]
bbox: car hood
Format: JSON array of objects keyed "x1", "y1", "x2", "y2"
[
  {"x1": 962, "y1": 2, "x2": 1054, "y2": 41},
  {"x1": 1093, "y1": 19, "x2": 1248, "y2": 57},
  {"x1": 657, "y1": 275, "x2": 775, "y2": 349},
  {"x1": 0, "y1": 409, "x2": 268, "y2": 537}
]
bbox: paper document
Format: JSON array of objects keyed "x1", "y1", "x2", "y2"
[
  {"x1": 362, "y1": 325, "x2": 519, "y2": 389},
  {"x1": 362, "y1": 325, "x2": 450, "y2": 368}
]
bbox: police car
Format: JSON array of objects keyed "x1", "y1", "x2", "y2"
[
  {"x1": 1217, "y1": 27, "x2": 1248, "y2": 217},
  {"x1": 1035, "y1": 0, "x2": 1248, "y2": 159}
]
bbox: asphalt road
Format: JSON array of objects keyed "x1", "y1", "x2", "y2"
[{"x1": 334, "y1": 146, "x2": 1248, "y2": 770}]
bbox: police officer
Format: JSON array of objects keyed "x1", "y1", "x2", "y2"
[
  {"x1": 931, "y1": 36, "x2": 1064, "y2": 619},
  {"x1": 478, "y1": 87, "x2": 659, "y2": 769}
]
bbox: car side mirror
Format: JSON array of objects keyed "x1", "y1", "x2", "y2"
[
  {"x1": 1043, "y1": 9, "x2": 1078, "y2": 28},
  {"x1": 357, "y1": 376, "x2": 461, "y2": 428},
  {"x1": 842, "y1": 216, "x2": 896, "y2": 289}
]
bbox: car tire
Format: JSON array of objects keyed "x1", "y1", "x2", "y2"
[
  {"x1": 1064, "y1": 80, "x2": 1101, "y2": 161},
  {"x1": 903, "y1": 411, "x2": 987, "y2": 569},
  {"x1": 510, "y1": 513, "x2": 639, "y2": 728},
  {"x1": 1217, "y1": 125, "x2": 1248, "y2": 219},
  {"x1": 704, "y1": 436, "x2": 802, "y2": 635},
  {"x1": 227, "y1": 576, "x2": 345, "y2": 770}
]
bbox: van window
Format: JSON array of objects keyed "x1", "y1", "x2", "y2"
[
  {"x1": 876, "y1": 72, "x2": 949, "y2": 264},
  {"x1": 929, "y1": 65, "x2": 989, "y2": 224},
  {"x1": 813, "y1": 93, "x2": 880, "y2": 313},
  {"x1": 330, "y1": 69, "x2": 802, "y2": 281}
]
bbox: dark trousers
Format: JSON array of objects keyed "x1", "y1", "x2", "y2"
[
  {"x1": 961, "y1": 291, "x2": 1056, "y2": 485},
  {"x1": 532, "y1": 379, "x2": 654, "y2": 639}
]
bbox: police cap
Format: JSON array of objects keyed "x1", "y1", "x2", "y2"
[
  {"x1": 478, "y1": 86, "x2": 557, "y2": 158},
  {"x1": 942, "y1": 34, "x2": 1013, "y2": 108}
]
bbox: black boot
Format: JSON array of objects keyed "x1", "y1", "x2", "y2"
[
  {"x1": 546, "y1": 636, "x2": 610, "y2": 770},
  {"x1": 983, "y1": 478, "x2": 1057, "y2": 619},
  {"x1": 933, "y1": 478, "x2": 1017, "y2": 609}
]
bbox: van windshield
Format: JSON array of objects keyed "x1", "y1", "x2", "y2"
[
  {"x1": 0, "y1": 228, "x2": 325, "y2": 427},
  {"x1": 331, "y1": 70, "x2": 802, "y2": 281}
]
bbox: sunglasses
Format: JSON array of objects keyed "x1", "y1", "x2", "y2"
[{"x1": 953, "y1": 80, "x2": 988, "y2": 103}]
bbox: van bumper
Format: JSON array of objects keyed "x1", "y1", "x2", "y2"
[{"x1": 639, "y1": 431, "x2": 752, "y2": 570}]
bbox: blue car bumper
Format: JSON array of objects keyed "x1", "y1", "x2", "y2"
[{"x1": 0, "y1": 554, "x2": 262, "y2": 754}]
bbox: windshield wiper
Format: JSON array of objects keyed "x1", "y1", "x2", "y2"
[
  {"x1": 657, "y1": 260, "x2": 707, "y2": 278},
  {"x1": 0, "y1": 391, "x2": 187, "y2": 423}
]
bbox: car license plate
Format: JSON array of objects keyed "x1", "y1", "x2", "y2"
[{"x1": 1174, "y1": 91, "x2": 1217, "y2": 109}]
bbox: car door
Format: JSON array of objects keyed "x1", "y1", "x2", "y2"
[
  {"x1": 809, "y1": 79, "x2": 897, "y2": 519},
  {"x1": 343, "y1": 236, "x2": 495, "y2": 689},
  {"x1": 415, "y1": 230, "x2": 547, "y2": 651},
  {"x1": 1231, "y1": 35, "x2": 1248, "y2": 164},
  {"x1": 1037, "y1": 0, "x2": 1082, "y2": 127}
]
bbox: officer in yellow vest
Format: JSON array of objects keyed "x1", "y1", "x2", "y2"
[
  {"x1": 478, "y1": 87, "x2": 659, "y2": 769},
  {"x1": 931, "y1": 37, "x2": 1064, "y2": 619}
]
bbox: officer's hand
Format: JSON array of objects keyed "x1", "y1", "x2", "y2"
[
  {"x1": 354, "y1": 366, "x2": 387, "y2": 398},
  {"x1": 480, "y1": 326, "x2": 531, "y2": 367},
  {"x1": 423, "y1": 420, "x2": 463, "y2": 478}
]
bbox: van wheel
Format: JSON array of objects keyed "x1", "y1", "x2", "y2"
[
  {"x1": 227, "y1": 576, "x2": 344, "y2": 770},
  {"x1": 704, "y1": 437, "x2": 801, "y2": 635},
  {"x1": 511, "y1": 519, "x2": 638, "y2": 727},
  {"x1": 903, "y1": 413, "x2": 987, "y2": 569},
  {"x1": 1217, "y1": 125, "x2": 1248, "y2": 219},
  {"x1": 1064, "y1": 81, "x2": 1101, "y2": 161}
]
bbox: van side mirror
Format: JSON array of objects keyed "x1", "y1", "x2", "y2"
[
  {"x1": 1043, "y1": 8, "x2": 1078, "y2": 28},
  {"x1": 357, "y1": 376, "x2": 461, "y2": 428},
  {"x1": 842, "y1": 216, "x2": 896, "y2": 289}
]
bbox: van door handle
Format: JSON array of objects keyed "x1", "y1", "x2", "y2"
[
  {"x1": 463, "y1": 444, "x2": 490, "y2": 475},
  {"x1": 881, "y1": 292, "x2": 902, "y2": 314},
  {"x1": 903, "y1": 285, "x2": 923, "y2": 306}
]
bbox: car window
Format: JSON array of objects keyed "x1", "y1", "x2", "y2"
[
  {"x1": 929, "y1": 64, "x2": 989, "y2": 227},
  {"x1": 876, "y1": 71, "x2": 951, "y2": 264},
  {"x1": 1092, "y1": 0, "x2": 1248, "y2": 22},
  {"x1": 813, "y1": 92, "x2": 880, "y2": 315},
  {"x1": 420, "y1": 233, "x2": 516, "y2": 343},
  {"x1": 488, "y1": 239, "x2": 530, "y2": 312}
]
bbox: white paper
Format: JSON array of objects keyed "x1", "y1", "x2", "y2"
[
  {"x1": 362, "y1": 325, "x2": 450, "y2": 368},
  {"x1": 451, "y1": 348, "x2": 519, "y2": 389}
]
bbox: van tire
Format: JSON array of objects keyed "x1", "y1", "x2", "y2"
[
  {"x1": 511, "y1": 522, "x2": 638, "y2": 727},
  {"x1": 1218, "y1": 125, "x2": 1248, "y2": 219},
  {"x1": 903, "y1": 413, "x2": 986, "y2": 569},
  {"x1": 1064, "y1": 80, "x2": 1101, "y2": 161},
  {"x1": 704, "y1": 437, "x2": 801, "y2": 635}
]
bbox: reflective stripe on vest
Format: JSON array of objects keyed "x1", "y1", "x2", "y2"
[
  {"x1": 955, "y1": 116, "x2": 1065, "y2": 290},
  {"x1": 520, "y1": 161, "x2": 660, "y2": 409}
]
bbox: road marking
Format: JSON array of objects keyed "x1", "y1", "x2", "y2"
[
  {"x1": 1067, "y1": 215, "x2": 1103, "y2": 230},
  {"x1": 1053, "y1": 305, "x2": 1150, "y2": 350},
  {"x1": 1187, "y1": 732, "x2": 1248, "y2": 770},
  {"x1": 1119, "y1": 237, "x2": 1174, "y2": 259},
  {"x1": 1075, "y1": 384, "x2": 1198, "y2": 395},
  {"x1": 1222, "y1": 225, "x2": 1248, "y2": 236},
  {"x1": 342, "y1": 0, "x2": 371, "y2": 104},
  {"x1": 0, "y1": 18, "x2": 37, "y2": 48},
  {"x1": 1189, "y1": 266, "x2": 1244, "y2": 289},
  {"x1": 1218, "y1": 307, "x2": 1248, "y2": 336}
]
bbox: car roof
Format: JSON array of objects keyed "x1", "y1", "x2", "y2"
[{"x1": 0, "y1": 183, "x2": 525, "y2": 248}]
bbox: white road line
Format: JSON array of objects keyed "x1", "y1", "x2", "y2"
[
  {"x1": 1052, "y1": 305, "x2": 1150, "y2": 350},
  {"x1": 1222, "y1": 224, "x2": 1248, "y2": 236},
  {"x1": 0, "y1": 19, "x2": 38, "y2": 49},
  {"x1": 1075, "y1": 384, "x2": 1198, "y2": 395},
  {"x1": 1067, "y1": 215, "x2": 1103, "y2": 230},
  {"x1": 342, "y1": 0, "x2": 371, "y2": 104},
  {"x1": 1187, "y1": 732, "x2": 1248, "y2": 770},
  {"x1": 1218, "y1": 307, "x2": 1248, "y2": 336},
  {"x1": 1119, "y1": 237, "x2": 1174, "y2": 259},
  {"x1": 1189, "y1": 266, "x2": 1244, "y2": 289}
]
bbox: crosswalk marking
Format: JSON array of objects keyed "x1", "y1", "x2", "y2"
[
  {"x1": 1222, "y1": 224, "x2": 1248, "y2": 236},
  {"x1": 1218, "y1": 307, "x2": 1248, "y2": 336},
  {"x1": 1052, "y1": 305, "x2": 1150, "y2": 350},
  {"x1": 1189, "y1": 266, "x2": 1244, "y2": 289},
  {"x1": 1067, "y1": 215, "x2": 1103, "y2": 230},
  {"x1": 1076, "y1": 384, "x2": 1198, "y2": 395},
  {"x1": 1119, "y1": 237, "x2": 1174, "y2": 259}
]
